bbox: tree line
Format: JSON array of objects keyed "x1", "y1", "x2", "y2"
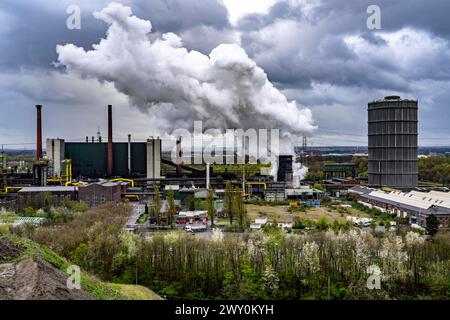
[
  {"x1": 22, "y1": 203, "x2": 449, "y2": 300},
  {"x1": 418, "y1": 155, "x2": 450, "y2": 184}
]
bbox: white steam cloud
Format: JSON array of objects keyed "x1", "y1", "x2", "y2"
[
  {"x1": 56, "y1": 2, "x2": 316, "y2": 135},
  {"x1": 57, "y1": 3, "x2": 313, "y2": 185},
  {"x1": 293, "y1": 162, "x2": 308, "y2": 187}
]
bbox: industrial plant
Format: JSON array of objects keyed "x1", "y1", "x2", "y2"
[
  {"x1": 0, "y1": 95, "x2": 449, "y2": 234},
  {"x1": 2, "y1": 0, "x2": 449, "y2": 304},
  {"x1": 0, "y1": 104, "x2": 299, "y2": 211}
]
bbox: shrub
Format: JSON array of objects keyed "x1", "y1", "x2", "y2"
[
  {"x1": 317, "y1": 217, "x2": 329, "y2": 231},
  {"x1": 0, "y1": 223, "x2": 9, "y2": 235}
]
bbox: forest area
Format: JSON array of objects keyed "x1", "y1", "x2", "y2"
[
  {"x1": 305, "y1": 156, "x2": 368, "y2": 181},
  {"x1": 8, "y1": 203, "x2": 448, "y2": 300},
  {"x1": 305, "y1": 155, "x2": 450, "y2": 185},
  {"x1": 418, "y1": 156, "x2": 450, "y2": 184}
]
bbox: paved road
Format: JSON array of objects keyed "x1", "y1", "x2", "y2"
[{"x1": 126, "y1": 203, "x2": 145, "y2": 229}]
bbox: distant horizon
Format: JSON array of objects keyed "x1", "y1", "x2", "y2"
[
  {"x1": 2, "y1": 1, "x2": 450, "y2": 148},
  {"x1": 3, "y1": 145, "x2": 450, "y2": 153}
]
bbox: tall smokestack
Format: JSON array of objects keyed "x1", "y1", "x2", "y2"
[
  {"x1": 206, "y1": 162, "x2": 210, "y2": 188},
  {"x1": 36, "y1": 105, "x2": 42, "y2": 161},
  {"x1": 176, "y1": 136, "x2": 182, "y2": 175},
  {"x1": 107, "y1": 105, "x2": 113, "y2": 176},
  {"x1": 127, "y1": 134, "x2": 131, "y2": 176}
]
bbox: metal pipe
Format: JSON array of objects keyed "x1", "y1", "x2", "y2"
[
  {"x1": 36, "y1": 105, "x2": 42, "y2": 161},
  {"x1": 107, "y1": 105, "x2": 113, "y2": 176}
]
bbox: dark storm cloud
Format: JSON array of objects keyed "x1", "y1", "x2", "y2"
[
  {"x1": 0, "y1": 0, "x2": 234, "y2": 146},
  {"x1": 234, "y1": 0, "x2": 450, "y2": 145},
  {"x1": 0, "y1": 1, "x2": 106, "y2": 70},
  {"x1": 130, "y1": 0, "x2": 229, "y2": 32},
  {"x1": 1, "y1": 0, "x2": 449, "y2": 146},
  {"x1": 237, "y1": 0, "x2": 450, "y2": 91},
  {"x1": 317, "y1": 0, "x2": 450, "y2": 39},
  {"x1": 239, "y1": 0, "x2": 450, "y2": 37},
  {"x1": 0, "y1": 0, "x2": 230, "y2": 70}
]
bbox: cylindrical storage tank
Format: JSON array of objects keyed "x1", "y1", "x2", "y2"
[{"x1": 368, "y1": 96, "x2": 418, "y2": 188}]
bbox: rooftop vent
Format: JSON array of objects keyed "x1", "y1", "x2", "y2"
[{"x1": 384, "y1": 95, "x2": 401, "y2": 100}]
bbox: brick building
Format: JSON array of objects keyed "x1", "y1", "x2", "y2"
[
  {"x1": 17, "y1": 186, "x2": 78, "y2": 210},
  {"x1": 78, "y1": 181, "x2": 125, "y2": 207}
]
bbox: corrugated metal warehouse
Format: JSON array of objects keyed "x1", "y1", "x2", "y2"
[{"x1": 349, "y1": 187, "x2": 450, "y2": 228}]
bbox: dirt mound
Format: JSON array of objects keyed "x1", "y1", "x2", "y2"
[
  {"x1": 12, "y1": 258, "x2": 92, "y2": 300},
  {"x1": 0, "y1": 238, "x2": 92, "y2": 300},
  {"x1": 0, "y1": 239, "x2": 24, "y2": 262}
]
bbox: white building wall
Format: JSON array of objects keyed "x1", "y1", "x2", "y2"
[
  {"x1": 147, "y1": 138, "x2": 161, "y2": 179},
  {"x1": 46, "y1": 138, "x2": 65, "y2": 177}
]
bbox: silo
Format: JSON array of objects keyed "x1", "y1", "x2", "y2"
[{"x1": 368, "y1": 96, "x2": 418, "y2": 188}]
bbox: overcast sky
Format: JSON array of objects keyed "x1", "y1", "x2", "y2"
[{"x1": 1, "y1": 0, "x2": 450, "y2": 149}]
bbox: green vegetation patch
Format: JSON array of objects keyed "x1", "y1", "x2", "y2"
[{"x1": 109, "y1": 283, "x2": 163, "y2": 300}]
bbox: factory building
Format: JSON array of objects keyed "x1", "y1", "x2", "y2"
[
  {"x1": 45, "y1": 105, "x2": 161, "y2": 179},
  {"x1": 78, "y1": 181, "x2": 125, "y2": 207},
  {"x1": 17, "y1": 186, "x2": 78, "y2": 210},
  {"x1": 349, "y1": 187, "x2": 450, "y2": 228},
  {"x1": 324, "y1": 163, "x2": 356, "y2": 179},
  {"x1": 63, "y1": 141, "x2": 149, "y2": 178},
  {"x1": 285, "y1": 186, "x2": 323, "y2": 200},
  {"x1": 265, "y1": 182, "x2": 287, "y2": 202},
  {"x1": 32, "y1": 104, "x2": 283, "y2": 189},
  {"x1": 368, "y1": 96, "x2": 418, "y2": 188}
]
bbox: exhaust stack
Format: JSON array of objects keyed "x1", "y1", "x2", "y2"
[
  {"x1": 36, "y1": 105, "x2": 42, "y2": 161},
  {"x1": 128, "y1": 134, "x2": 131, "y2": 176},
  {"x1": 107, "y1": 105, "x2": 113, "y2": 176},
  {"x1": 206, "y1": 163, "x2": 210, "y2": 188},
  {"x1": 176, "y1": 136, "x2": 182, "y2": 175}
]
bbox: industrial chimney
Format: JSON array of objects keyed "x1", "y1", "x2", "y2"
[
  {"x1": 176, "y1": 136, "x2": 182, "y2": 175},
  {"x1": 128, "y1": 134, "x2": 132, "y2": 176},
  {"x1": 206, "y1": 162, "x2": 210, "y2": 188},
  {"x1": 107, "y1": 105, "x2": 113, "y2": 176},
  {"x1": 36, "y1": 105, "x2": 42, "y2": 161}
]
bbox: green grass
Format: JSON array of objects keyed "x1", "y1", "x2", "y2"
[
  {"x1": 137, "y1": 212, "x2": 149, "y2": 224},
  {"x1": 109, "y1": 283, "x2": 163, "y2": 300},
  {"x1": 351, "y1": 202, "x2": 394, "y2": 223}
]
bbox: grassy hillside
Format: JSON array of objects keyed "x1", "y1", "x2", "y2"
[{"x1": 1, "y1": 235, "x2": 162, "y2": 300}]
